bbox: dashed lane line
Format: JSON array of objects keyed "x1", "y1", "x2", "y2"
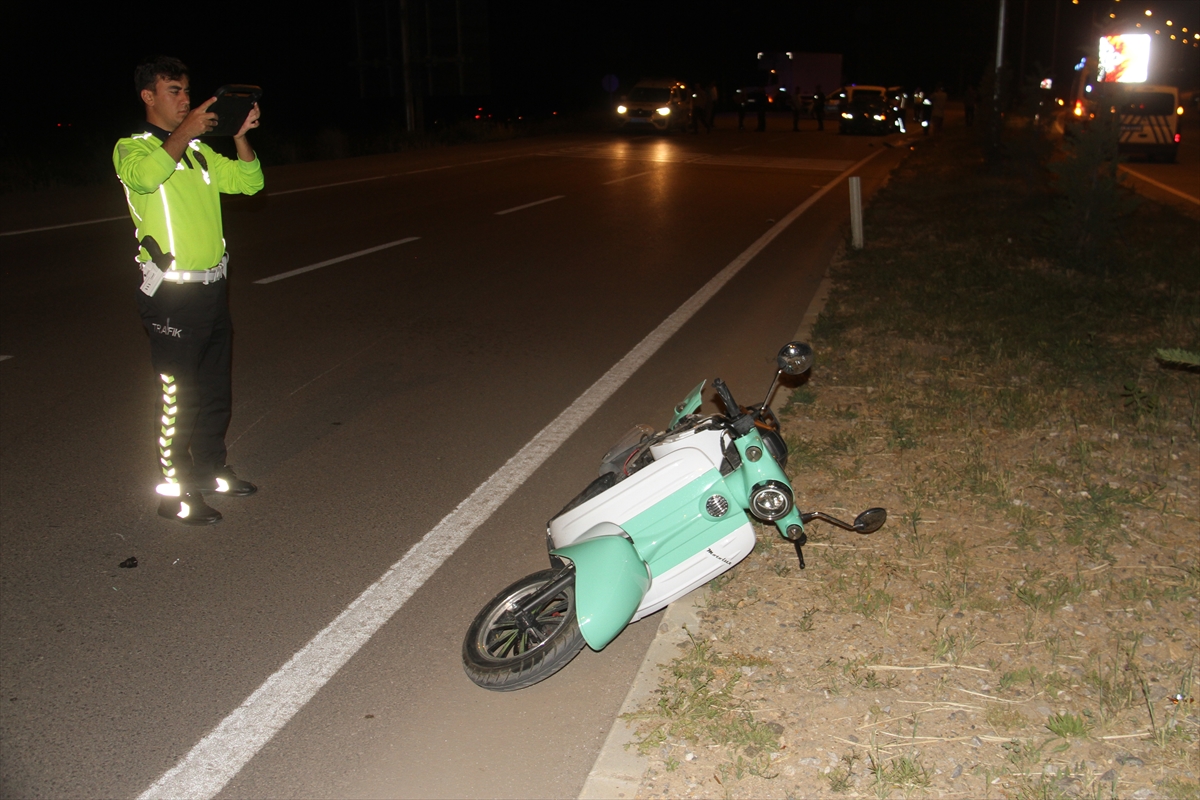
[
  {"x1": 253, "y1": 238, "x2": 420, "y2": 284},
  {"x1": 602, "y1": 171, "x2": 652, "y2": 185},
  {"x1": 0, "y1": 216, "x2": 125, "y2": 237},
  {"x1": 495, "y1": 195, "x2": 566, "y2": 215}
]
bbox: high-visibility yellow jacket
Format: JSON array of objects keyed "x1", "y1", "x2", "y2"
[{"x1": 113, "y1": 123, "x2": 264, "y2": 271}]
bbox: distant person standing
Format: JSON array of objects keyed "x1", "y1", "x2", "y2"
[
  {"x1": 114, "y1": 56, "x2": 263, "y2": 526},
  {"x1": 813, "y1": 85, "x2": 827, "y2": 131},
  {"x1": 963, "y1": 85, "x2": 978, "y2": 127},
  {"x1": 930, "y1": 84, "x2": 948, "y2": 134},
  {"x1": 736, "y1": 88, "x2": 747, "y2": 130},
  {"x1": 691, "y1": 84, "x2": 711, "y2": 133}
]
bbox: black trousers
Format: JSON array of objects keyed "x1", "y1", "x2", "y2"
[{"x1": 136, "y1": 278, "x2": 232, "y2": 489}]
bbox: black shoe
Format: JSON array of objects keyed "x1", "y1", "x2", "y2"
[
  {"x1": 203, "y1": 465, "x2": 257, "y2": 497},
  {"x1": 158, "y1": 492, "x2": 222, "y2": 525}
]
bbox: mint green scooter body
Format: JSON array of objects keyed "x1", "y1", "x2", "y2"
[
  {"x1": 667, "y1": 380, "x2": 706, "y2": 429},
  {"x1": 550, "y1": 533, "x2": 650, "y2": 650}
]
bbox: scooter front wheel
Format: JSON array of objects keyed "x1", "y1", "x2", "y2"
[{"x1": 463, "y1": 569, "x2": 586, "y2": 691}]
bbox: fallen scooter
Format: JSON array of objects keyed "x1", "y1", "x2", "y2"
[{"x1": 462, "y1": 342, "x2": 887, "y2": 690}]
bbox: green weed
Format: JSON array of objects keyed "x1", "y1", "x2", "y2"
[
  {"x1": 1045, "y1": 711, "x2": 1090, "y2": 739},
  {"x1": 626, "y1": 634, "x2": 780, "y2": 757}
]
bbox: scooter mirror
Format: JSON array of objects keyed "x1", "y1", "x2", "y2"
[
  {"x1": 853, "y1": 507, "x2": 887, "y2": 534},
  {"x1": 777, "y1": 342, "x2": 814, "y2": 375}
]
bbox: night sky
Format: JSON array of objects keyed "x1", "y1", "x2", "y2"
[{"x1": 3, "y1": 1, "x2": 1197, "y2": 135}]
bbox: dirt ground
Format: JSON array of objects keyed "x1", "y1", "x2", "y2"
[{"x1": 626, "y1": 132, "x2": 1200, "y2": 800}]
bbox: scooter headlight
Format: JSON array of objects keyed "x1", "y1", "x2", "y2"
[{"x1": 749, "y1": 480, "x2": 793, "y2": 521}]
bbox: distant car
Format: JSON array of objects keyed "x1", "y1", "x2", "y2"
[
  {"x1": 615, "y1": 79, "x2": 689, "y2": 132},
  {"x1": 833, "y1": 85, "x2": 902, "y2": 135}
]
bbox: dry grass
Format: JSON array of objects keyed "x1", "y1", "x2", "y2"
[{"x1": 631, "y1": 127, "x2": 1199, "y2": 800}]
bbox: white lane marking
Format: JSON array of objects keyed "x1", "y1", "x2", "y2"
[
  {"x1": 1119, "y1": 165, "x2": 1200, "y2": 205},
  {"x1": 253, "y1": 238, "x2": 420, "y2": 284},
  {"x1": 137, "y1": 148, "x2": 883, "y2": 800},
  {"x1": 0, "y1": 155, "x2": 535, "y2": 235},
  {"x1": 269, "y1": 175, "x2": 389, "y2": 196},
  {"x1": 269, "y1": 154, "x2": 530, "y2": 197},
  {"x1": 0, "y1": 355, "x2": 12, "y2": 362},
  {"x1": 602, "y1": 171, "x2": 652, "y2": 185},
  {"x1": 495, "y1": 195, "x2": 565, "y2": 215},
  {"x1": 0, "y1": 216, "x2": 125, "y2": 237}
]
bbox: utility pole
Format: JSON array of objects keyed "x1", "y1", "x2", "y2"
[
  {"x1": 385, "y1": 1, "x2": 396, "y2": 99},
  {"x1": 1018, "y1": 0, "x2": 1030, "y2": 89},
  {"x1": 1050, "y1": 0, "x2": 1061, "y2": 82},
  {"x1": 456, "y1": 0, "x2": 465, "y2": 94},
  {"x1": 400, "y1": 0, "x2": 416, "y2": 132},
  {"x1": 354, "y1": 0, "x2": 367, "y2": 100},
  {"x1": 991, "y1": 0, "x2": 1008, "y2": 158},
  {"x1": 425, "y1": 0, "x2": 435, "y2": 94}
]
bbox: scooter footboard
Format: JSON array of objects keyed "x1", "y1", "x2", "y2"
[{"x1": 551, "y1": 533, "x2": 651, "y2": 651}]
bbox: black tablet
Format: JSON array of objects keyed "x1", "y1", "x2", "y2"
[{"x1": 202, "y1": 85, "x2": 262, "y2": 137}]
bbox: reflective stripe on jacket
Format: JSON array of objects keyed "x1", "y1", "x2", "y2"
[{"x1": 113, "y1": 127, "x2": 264, "y2": 271}]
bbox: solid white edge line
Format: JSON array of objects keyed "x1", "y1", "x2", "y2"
[
  {"x1": 137, "y1": 148, "x2": 884, "y2": 800},
  {"x1": 254, "y1": 238, "x2": 420, "y2": 284},
  {"x1": 602, "y1": 171, "x2": 652, "y2": 185},
  {"x1": 1119, "y1": 165, "x2": 1200, "y2": 205},
  {"x1": 0, "y1": 216, "x2": 125, "y2": 237},
  {"x1": 495, "y1": 195, "x2": 566, "y2": 215},
  {"x1": 0, "y1": 355, "x2": 12, "y2": 362}
]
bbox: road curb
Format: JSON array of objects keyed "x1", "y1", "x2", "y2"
[
  {"x1": 577, "y1": 265, "x2": 837, "y2": 800},
  {"x1": 577, "y1": 586, "x2": 708, "y2": 800}
]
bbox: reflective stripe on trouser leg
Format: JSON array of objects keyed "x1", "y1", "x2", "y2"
[{"x1": 155, "y1": 373, "x2": 181, "y2": 497}]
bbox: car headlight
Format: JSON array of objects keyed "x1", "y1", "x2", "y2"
[
  {"x1": 873, "y1": 114, "x2": 885, "y2": 120},
  {"x1": 749, "y1": 480, "x2": 793, "y2": 521},
  {"x1": 656, "y1": 107, "x2": 671, "y2": 116},
  {"x1": 616, "y1": 105, "x2": 627, "y2": 114},
  {"x1": 841, "y1": 112, "x2": 854, "y2": 119}
]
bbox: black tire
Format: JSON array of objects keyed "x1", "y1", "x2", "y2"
[{"x1": 463, "y1": 569, "x2": 586, "y2": 691}]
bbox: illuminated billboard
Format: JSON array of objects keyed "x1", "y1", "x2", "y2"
[{"x1": 1097, "y1": 34, "x2": 1150, "y2": 83}]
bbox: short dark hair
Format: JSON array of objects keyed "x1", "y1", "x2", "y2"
[{"x1": 135, "y1": 56, "x2": 189, "y2": 94}]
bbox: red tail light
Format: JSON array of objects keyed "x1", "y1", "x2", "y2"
[{"x1": 1175, "y1": 133, "x2": 1182, "y2": 143}]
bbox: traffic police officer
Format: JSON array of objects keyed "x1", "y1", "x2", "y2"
[{"x1": 114, "y1": 56, "x2": 263, "y2": 525}]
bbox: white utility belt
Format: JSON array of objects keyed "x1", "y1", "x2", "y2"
[{"x1": 140, "y1": 254, "x2": 228, "y2": 297}]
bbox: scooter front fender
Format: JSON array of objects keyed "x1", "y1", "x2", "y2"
[{"x1": 551, "y1": 533, "x2": 651, "y2": 651}]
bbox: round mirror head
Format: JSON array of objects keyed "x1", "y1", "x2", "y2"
[
  {"x1": 777, "y1": 341, "x2": 814, "y2": 375},
  {"x1": 853, "y1": 507, "x2": 887, "y2": 534}
]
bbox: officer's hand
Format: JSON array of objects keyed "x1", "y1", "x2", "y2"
[
  {"x1": 177, "y1": 97, "x2": 220, "y2": 140},
  {"x1": 234, "y1": 103, "x2": 261, "y2": 139}
]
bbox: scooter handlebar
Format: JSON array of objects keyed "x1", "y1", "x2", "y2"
[{"x1": 713, "y1": 378, "x2": 740, "y2": 418}]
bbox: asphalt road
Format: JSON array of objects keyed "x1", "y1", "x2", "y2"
[
  {"x1": 1116, "y1": 108, "x2": 1200, "y2": 213},
  {"x1": 1, "y1": 116, "x2": 905, "y2": 799}
]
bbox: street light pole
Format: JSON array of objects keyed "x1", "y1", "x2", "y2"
[{"x1": 991, "y1": 0, "x2": 1008, "y2": 157}]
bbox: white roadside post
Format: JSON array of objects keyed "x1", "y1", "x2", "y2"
[{"x1": 849, "y1": 175, "x2": 864, "y2": 250}]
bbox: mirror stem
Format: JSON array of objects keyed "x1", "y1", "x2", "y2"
[{"x1": 758, "y1": 370, "x2": 782, "y2": 419}]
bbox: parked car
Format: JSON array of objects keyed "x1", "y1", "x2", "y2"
[
  {"x1": 616, "y1": 79, "x2": 689, "y2": 132},
  {"x1": 832, "y1": 84, "x2": 903, "y2": 135}
]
